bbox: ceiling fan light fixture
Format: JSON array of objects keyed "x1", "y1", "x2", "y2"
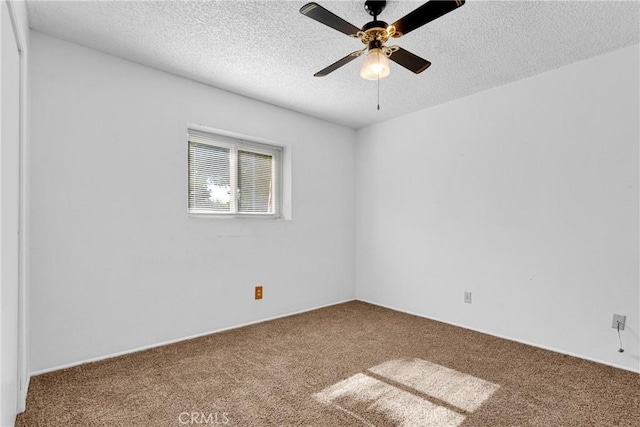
[{"x1": 360, "y1": 48, "x2": 390, "y2": 80}]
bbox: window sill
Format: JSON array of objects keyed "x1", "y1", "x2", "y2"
[{"x1": 188, "y1": 212, "x2": 284, "y2": 220}]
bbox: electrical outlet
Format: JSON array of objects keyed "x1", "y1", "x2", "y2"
[
  {"x1": 612, "y1": 314, "x2": 625, "y2": 330},
  {"x1": 255, "y1": 285, "x2": 263, "y2": 300},
  {"x1": 464, "y1": 292, "x2": 472, "y2": 304}
]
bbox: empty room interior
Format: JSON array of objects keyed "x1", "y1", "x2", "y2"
[{"x1": 1, "y1": 0, "x2": 639, "y2": 426}]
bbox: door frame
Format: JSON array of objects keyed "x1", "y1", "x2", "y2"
[{"x1": 5, "y1": 0, "x2": 28, "y2": 413}]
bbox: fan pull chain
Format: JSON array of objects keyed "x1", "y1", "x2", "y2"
[{"x1": 377, "y1": 74, "x2": 380, "y2": 111}]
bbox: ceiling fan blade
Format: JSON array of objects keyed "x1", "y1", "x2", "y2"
[
  {"x1": 388, "y1": 47, "x2": 431, "y2": 74},
  {"x1": 300, "y1": 2, "x2": 361, "y2": 37},
  {"x1": 391, "y1": 0, "x2": 465, "y2": 37},
  {"x1": 314, "y1": 50, "x2": 365, "y2": 77}
]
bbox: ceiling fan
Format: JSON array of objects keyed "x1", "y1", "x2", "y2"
[{"x1": 300, "y1": 0, "x2": 465, "y2": 80}]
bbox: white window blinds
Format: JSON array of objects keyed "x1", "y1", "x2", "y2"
[
  {"x1": 238, "y1": 150, "x2": 274, "y2": 213},
  {"x1": 188, "y1": 130, "x2": 281, "y2": 217},
  {"x1": 188, "y1": 142, "x2": 231, "y2": 212}
]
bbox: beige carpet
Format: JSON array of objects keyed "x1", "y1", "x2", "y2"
[{"x1": 16, "y1": 301, "x2": 639, "y2": 426}]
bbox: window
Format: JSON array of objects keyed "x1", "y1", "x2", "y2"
[{"x1": 188, "y1": 130, "x2": 281, "y2": 217}]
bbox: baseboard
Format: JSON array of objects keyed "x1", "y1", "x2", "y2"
[
  {"x1": 31, "y1": 298, "x2": 357, "y2": 376},
  {"x1": 18, "y1": 375, "x2": 30, "y2": 413},
  {"x1": 357, "y1": 298, "x2": 640, "y2": 374}
]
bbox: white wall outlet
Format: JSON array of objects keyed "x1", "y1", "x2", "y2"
[
  {"x1": 612, "y1": 314, "x2": 626, "y2": 330},
  {"x1": 464, "y1": 292, "x2": 472, "y2": 304}
]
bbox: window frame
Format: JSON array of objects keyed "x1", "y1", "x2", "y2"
[{"x1": 188, "y1": 129, "x2": 283, "y2": 219}]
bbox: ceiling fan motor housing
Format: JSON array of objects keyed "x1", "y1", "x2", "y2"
[{"x1": 362, "y1": 20, "x2": 389, "y2": 32}]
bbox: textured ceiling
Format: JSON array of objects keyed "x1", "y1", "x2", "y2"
[{"x1": 27, "y1": 0, "x2": 639, "y2": 129}]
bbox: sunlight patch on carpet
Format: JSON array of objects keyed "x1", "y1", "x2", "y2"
[
  {"x1": 314, "y1": 373, "x2": 465, "y2": 427},
  {"x1": 313, "y1": 359, "x2": 499, "y2": 427},
  {"x1": 369, "y1": 358, "x2": 500, "y2": 412}
]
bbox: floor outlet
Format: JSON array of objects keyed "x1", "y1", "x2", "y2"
[{"x1": 611, "y1": 314, "x2": 625, "y2": 330}]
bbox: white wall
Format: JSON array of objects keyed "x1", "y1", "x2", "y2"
[
  {"x1": 356, "y1": 45, "x2": 639, "y2": 372},
  {"x1": 1, "y1": 0, "x2": 28, "y2": 424},
  {"x1": 29, "y1": 31, "x2": 356, "y2": 374}
]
